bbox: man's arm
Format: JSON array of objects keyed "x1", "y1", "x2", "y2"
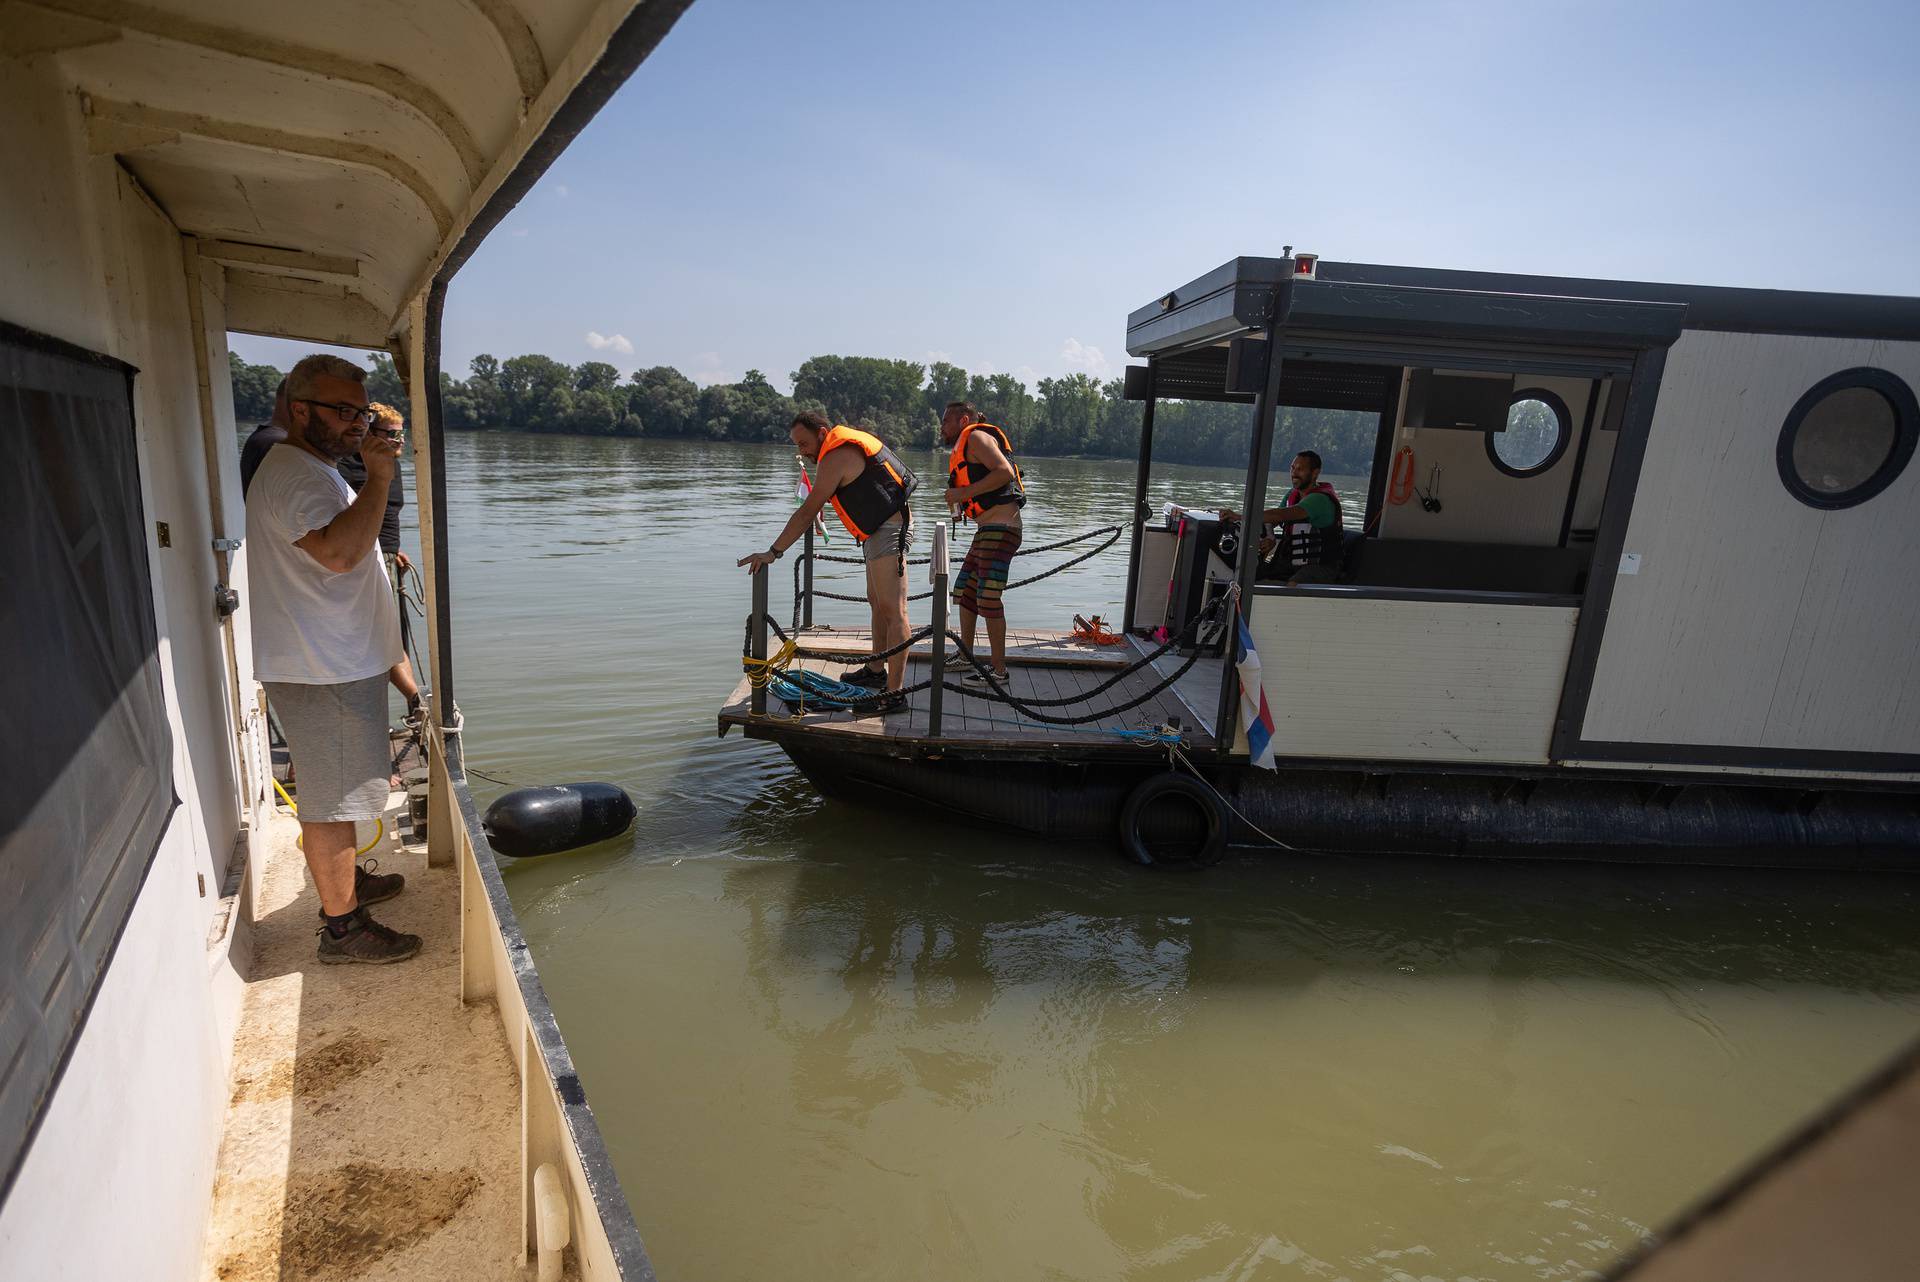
[
  {"x1": 738, "y1": 447, "x2": 854, "y2": 571},
  {"x1": 295, "y1": 440, "x2": 399, "y2": 572},
  {"x1": 1221, "y1": 502, "x2": 1309, "y2": 525},
  {"x1": 944, "y1": 432, "x2": 1014, "y2": 509}
]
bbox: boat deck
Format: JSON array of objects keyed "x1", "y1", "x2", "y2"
[
  {"x1": 199, "y1": 799, "x2": 527, "y2": 1281},
  {"x1": 718, "y1": 627, "x2": 1219, "y2": 757}
]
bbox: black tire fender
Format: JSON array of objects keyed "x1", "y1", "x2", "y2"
[{"x1": 1119, "y1": 771, "x2": 1227, "y2": 869}]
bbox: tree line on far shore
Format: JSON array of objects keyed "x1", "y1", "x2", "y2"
[{"x1": 228, "y1": 350, "x2": 1378, "y2": 473}]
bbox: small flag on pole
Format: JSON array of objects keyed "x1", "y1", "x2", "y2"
[
  {"x1": 1234, "y1": 607, "x2": 1277, "y2": 769},
  {"x1": 796, "y1": 460, "x2": 828, "y2": 542}
]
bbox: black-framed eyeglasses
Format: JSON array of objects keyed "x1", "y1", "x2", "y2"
[{"x1": 298, "y1": 398, "x2": 375, "y2": 425}]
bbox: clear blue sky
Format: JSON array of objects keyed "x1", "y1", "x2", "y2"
[{"x1": 233, "y1": 0, "x2": 1920, "y2": 391}]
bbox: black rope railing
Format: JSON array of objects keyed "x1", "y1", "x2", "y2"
[
  {"x1": 807, "y1": 523, "x2": 1120, "y2": 566},
  {"x1": 750, "y1": 592, "x2": 1227, "y2": 726},
  {"x1": 804, "y1": 524, "x2": 1122, "y2": 605}
]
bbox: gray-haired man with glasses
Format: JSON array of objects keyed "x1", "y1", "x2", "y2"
[{"x1": 245, "y1": 353, "x2": 421, "y2": 964}]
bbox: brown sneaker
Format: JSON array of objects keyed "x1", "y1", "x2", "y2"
[
  {"x1": 316, "y1": 908, "x2": 422, "y2": 964},
  {"x1": 315, "y1": 861, "x2": 404, "y2": 920}
]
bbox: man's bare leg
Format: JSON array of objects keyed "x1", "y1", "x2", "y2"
[
  {"x1": 302, "y1": 819, "x2": 359, "y2": 916},
  {"x1": 862, "y1": 585, "x2": 887, "y2": 678},
  {"x1": 986, "y1": 614, "x2": 1009, "y2": 677},
  {"x1": 959, "y1": 606, "x2": 978, "y2": 668},
  {"x1": 866, "y1": 555, "x2": 910, "y2": 692}
]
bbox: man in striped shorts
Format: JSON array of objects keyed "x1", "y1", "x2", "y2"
[{"x1": 942, "y1": 402, "x2": 1027, "y2": 684}]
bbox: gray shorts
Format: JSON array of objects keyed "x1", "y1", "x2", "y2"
[
  {"x1": 265, "y1": 674, "x2": 391, "y2": 822},
  {"x1": 861, "y1": 513, "x2": 914, "y2": 565}
]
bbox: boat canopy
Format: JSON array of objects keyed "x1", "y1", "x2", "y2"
[
  {"x1": 6, "y1": 0, "x2": 686, "y2": 349},
  {"x1": 1125, "y1": 256, "x2": 1689, "y2": 372}
]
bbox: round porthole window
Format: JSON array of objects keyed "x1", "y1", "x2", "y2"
[
  {"x1": 1488, "y1": 388, "x2": 1571, "y2": 477},
  {"x1": 1776, "y1": 368, "x2": 1918, "y2": 510}
]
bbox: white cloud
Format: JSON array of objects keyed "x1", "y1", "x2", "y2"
[
  {"x1": 555, "y1": 183, "x2": 571, "y2": 198},
  {"x1": 510, "y1": 227, "x2": 529, "y2": 238},
  {"x1": 1059, "y1": 338, "x2": 1110, "y2": 377},
  {"x1": 585, "y1": 331, "x2": 634, "y2": 356},
  {"x1": 922, "y1": 349, "x2": 955, "y2": 367},
  {"x1": 1013, "y1": 364, "x2": 1041, "y2": 386}
]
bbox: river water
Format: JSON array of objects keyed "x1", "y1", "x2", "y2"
[{"x1": 422, "y1": 432, "x2": 1918, "y2": 1282}]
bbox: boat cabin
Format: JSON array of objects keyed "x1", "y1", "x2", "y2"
[{"x1": 1121, "y1": 255, "x2": 1920, "y2": 781}]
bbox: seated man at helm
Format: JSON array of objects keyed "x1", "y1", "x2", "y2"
[
  {"x1": 738, "y1": 411, "x2": 917, "y2": 714},
  {"x1": 1220, "y1": 449, "x2": 1345, "y2": 586}
]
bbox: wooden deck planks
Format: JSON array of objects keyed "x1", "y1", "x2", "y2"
[{"x1": 719, "y1": 628, "x2": 1217, "y2": 753}]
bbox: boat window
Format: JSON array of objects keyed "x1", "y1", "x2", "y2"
[
  {"x1": 1776, "y1": 368, "x2": 1919, "y2": 510},
  {"x1": 1487, "y1": 389, "x2": 1571, "y2": 477},
  {"x1": 1, "y1": 329, "x2": 176, "y2": 1191}
]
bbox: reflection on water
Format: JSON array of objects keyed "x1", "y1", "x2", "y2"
[{"x1": 432, "y1": 433, "x2": 1920, "y2": 1281}]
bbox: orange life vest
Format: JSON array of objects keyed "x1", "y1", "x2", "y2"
[
  {"x1": 946, "y1": 422, "x2": 1026, "y2": 521},
  {"x1": 818, "y1": 425, "x2": 916, "y2": 541}
]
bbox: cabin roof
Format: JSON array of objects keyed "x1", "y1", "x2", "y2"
[
  {"x1": 1126, "y1": 256, "x2": 1920, "y2": 358},
  {"x1": 7, "y1": 0, "x2": 688, "y2": 348}
]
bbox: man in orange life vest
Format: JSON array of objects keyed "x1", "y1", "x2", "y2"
[
  {"x1": 941, "y1": 401, "x2": 1027, "y2": 683},
  {"x1": 738, "y1": 411, "x2": 917, "y2": 713},
  {"x1": 1221, "y1": 449, "x2": 1345, "y2": 586}
]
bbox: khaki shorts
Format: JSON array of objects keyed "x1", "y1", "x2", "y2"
[{"x1": 860, "y1": 513, "x2": 913, "y2": 565}]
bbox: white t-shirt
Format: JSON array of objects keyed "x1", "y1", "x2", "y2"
[{"x1": 246, "y1": 443, "x2": 404, "y2": 684}]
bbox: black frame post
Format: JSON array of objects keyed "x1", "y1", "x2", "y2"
[
  {"x1": 1213, "y1": 283, "x2": 1294, "y2": 749},
  {"x1": 927, "y1": 522, "x2": 949, "y2": 738},
  {"x1": 749, "y1": 565, "x2": 769, "y2": 717},
  {"x1": 1121, "y1": 365, "x2": 1158, "y2": 634},
  {"x1": 801, "y1": 525, "x2": 814, "y2": 628}
]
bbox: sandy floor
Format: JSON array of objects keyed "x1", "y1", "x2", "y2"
[{"x1": 199, "y1": 800, "x2": 530, "y2": 1281}]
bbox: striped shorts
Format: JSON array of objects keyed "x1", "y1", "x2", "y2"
[{"x1": 953, "y1": 523, "x2": 1022, "y2": 619}]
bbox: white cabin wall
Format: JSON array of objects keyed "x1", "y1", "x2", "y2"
[
  {"x1": 1582, "y1": 331, "x2": 1920, "y2": 755},
  {"x1": 1378, "y1": 373, "x2": 1596, "y2": 546},
  {"x1": 111, "y1": 170, "x2": 245, "y2": 901},
  {"x1": 1250, "y1": 596, "x2": 1577, "y2": 763},
  {"x1": 0, "y1": 53, "x2": 241, "y2": 1282}
]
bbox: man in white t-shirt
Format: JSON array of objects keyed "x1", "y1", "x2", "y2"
[{"x1": 247, "y1": 353, "x2": 421, "y2": 964}]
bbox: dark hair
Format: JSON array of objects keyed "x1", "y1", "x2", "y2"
[
  {"x1": 1296, "y1": 450, "x2": 1323, "y2": 472},
  {"x1": 943, "y1": 401, "x2": 977, "y2": 420},
  {"x1": 791, "y1": 410, "x2": 830, "y2": 433}
]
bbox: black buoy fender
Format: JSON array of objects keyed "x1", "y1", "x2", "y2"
[
  {"x1": 1119, "y1": 771, "x2": 1228, "y2": 869},
  {"x1": 483, "y1": 782, "x2": 635, "y2": 858}
]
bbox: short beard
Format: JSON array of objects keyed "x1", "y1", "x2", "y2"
[{"x1": 304, "y1": 420, "x2": 361, "y2": 460}]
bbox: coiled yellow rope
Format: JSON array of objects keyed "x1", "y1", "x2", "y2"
[{"x1": 740, "y1": 637, "x2": 798, "y2": 688}]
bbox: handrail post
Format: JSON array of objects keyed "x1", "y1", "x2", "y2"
[
  {"x1": 928, "y1": 522, "x2": 950, "y2": 738},
  {"x1": 801, "y1": 525, "x2": 815, "y2": 628},
  {"x1": 750, "y1": 565, "x2": 769, "y2": 717}
]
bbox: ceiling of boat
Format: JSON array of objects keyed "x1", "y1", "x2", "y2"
[{"x1": 0, "y1": 0, "x2": 688, "y2": 346}]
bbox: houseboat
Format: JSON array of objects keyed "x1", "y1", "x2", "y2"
[
  {"x1": 721, "y1": 254, "x2": 1920, "y2": 868},
  {"x1": 0, "y1": 1, "x2": 688, "y2": 1278}
]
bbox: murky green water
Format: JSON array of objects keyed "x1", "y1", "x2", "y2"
[{"x1": 426, "y1": 432, "x2": 1919, "y2": 1281}]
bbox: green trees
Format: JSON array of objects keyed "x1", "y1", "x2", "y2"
[
  {"x1": 791, "y1": 355, "x2": 931, "y2": 445},
  {"x1": 228, "y1": 352, "x2": 282, "y2": 423},
  {"x1": 226, "y1": 349, "x2": 1381, "y2": 471}
]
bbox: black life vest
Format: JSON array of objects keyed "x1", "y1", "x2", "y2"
[
  {"x1": 819, "y1": 425, "x2": 916, "y2": 541},
  {"x1": 947, "y1": 422, "x2": 1026, "y2": 520},
  {"x1": 1276, "y1": 480, "x2": 1344, "y2": 574}
]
